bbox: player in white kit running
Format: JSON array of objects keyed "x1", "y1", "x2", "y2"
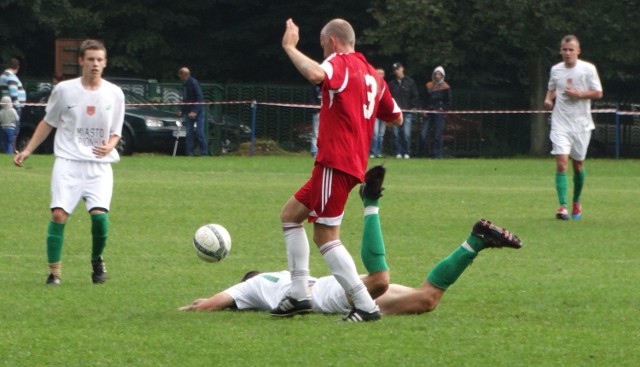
[
  {"x1": 14, "y1": 39, "x2": 125, "y2": 285},
  {"x1": 544, "y1": 35, "x2": 602, "y2": 221}
]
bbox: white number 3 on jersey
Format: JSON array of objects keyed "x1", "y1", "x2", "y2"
[{"x1": 363, "y1": 74, "x2": 377, "y2": 119}]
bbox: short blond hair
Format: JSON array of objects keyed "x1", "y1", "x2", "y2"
[
  {"x1": 321, "y1": 19, "x2": 356, "y2": 47},
  {"x1": 561, "y1": 35, "x2": 580, "y2": 48}
]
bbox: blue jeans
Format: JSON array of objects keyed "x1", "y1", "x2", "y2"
[
  {"x1": 420, "y1": 113, "x2": 445, "y2": 158},
  {"x1": 393, "y1": 112, "x2": 413, "y2": 156},
  {"x1": 370, "y1": 119, "x2": 386, "y2": 157},
  {"x1": 185, "y1": 112, "x2": 208, "y2": 156},
  {"x1": 310, "y1": 113, "x2": 319, "y2": 156},
  {"x1": 1, "y1": 128, "x2": 15, "y2": 154}
]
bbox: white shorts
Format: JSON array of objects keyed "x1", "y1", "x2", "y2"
[
  {"x1": 550, "y1": 129, "x2": 592, "y2": 161},
  {"x1": 51, "y1": 158, "x2": 113, "y2": 214},
  {"x1": 311, "y1": 275, "x2": 352, "y2": 314}
]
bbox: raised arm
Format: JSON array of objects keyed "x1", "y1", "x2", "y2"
[{"x1": 282, "y1": 19, "x2": 325, "y2": 85}]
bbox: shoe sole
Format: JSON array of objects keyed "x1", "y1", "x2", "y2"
[
  {"x1": 572, "y1": 213, "x2": 582, "y2": 220},
  {"x1": 556, "y1": 213, "x2": 569, "y2": 220},
  {"x1": 360, "y1": 165, "x2": 386, "y2": 200},
  {"x1": 270, "y1": 309, "x2": 313, "y2": 317},
  {"x1": 473, "y1": 219, "x2": 522, "y2": 249}
]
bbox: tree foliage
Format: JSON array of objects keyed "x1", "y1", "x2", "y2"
[
  {"x1": 363, "y1": 0, "x2": 640, "y2": 153},
  {"x1": 2, "y1": 0, "x2": 638, "y2": 154}
]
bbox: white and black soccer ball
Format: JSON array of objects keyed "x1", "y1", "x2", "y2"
[{"x1": 192, "y1": 224, "x2": 231, "y2": 263}]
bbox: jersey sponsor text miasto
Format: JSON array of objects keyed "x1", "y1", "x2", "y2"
[{"x1": 44, "y1": 78, "x2": 125, "y2": 163}]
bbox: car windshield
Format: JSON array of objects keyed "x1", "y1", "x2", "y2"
[{"x1": 123, "y1": 90, "x2": 152, "y2": 106}]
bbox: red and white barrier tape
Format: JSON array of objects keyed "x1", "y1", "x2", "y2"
[{"x1": 20, "y1": 100, "x2": 640, "y2": 115}]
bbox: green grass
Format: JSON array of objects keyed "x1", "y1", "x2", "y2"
[{"x1": 1, "y1": 154, "x2": 639, "y2": 366}]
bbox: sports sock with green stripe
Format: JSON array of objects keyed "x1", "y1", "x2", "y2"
[
  {"x1": 47, "y1": 221, "x2": 65, "y2": 264},
  {"x1": 555, "y1": 172, "x2": 568, "y2": 207},
  {"x1": 573, "y1": 169, "x2": 585, "y2": 203},
  {"x1": 91, "y1": 213, "x2": 109, "y2": 261},
  {"x1": 361, "y1": 202, "x2": 388, "y2": 274},
  {"x1": 426, "y1": 235, "x2": 482, "y2": 290}
]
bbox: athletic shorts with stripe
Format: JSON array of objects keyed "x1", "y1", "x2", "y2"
[{"x1": 294, "y1": 164, "x2": 358, "y2": 226}]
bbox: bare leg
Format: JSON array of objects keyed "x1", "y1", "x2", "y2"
[{"x1": 376, "y1": 282, "x2": 445, "y2": 315}]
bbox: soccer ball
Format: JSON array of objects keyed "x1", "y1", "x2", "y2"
[{"x1": 192, "y1": 224, "x2": 232, "y2": 262}]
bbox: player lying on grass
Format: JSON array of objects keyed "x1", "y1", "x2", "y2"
[{"x1": 179, "y1": 166, "x2": 522, "y2": 317}]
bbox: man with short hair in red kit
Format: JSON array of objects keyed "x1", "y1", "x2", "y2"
[{"x1": 271, "y1": 18, "x2": 402, "y2": 322}]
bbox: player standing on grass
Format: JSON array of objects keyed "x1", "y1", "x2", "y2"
[
  {"x1": 271, "y1": 18, "x2": 402, "y2": 322},
  {"x1": 14, "y1": 39, "x2": 125, "y2": 285},
  {"x1": 544, "y1": 35, "x2": 602, "y2": 221}
]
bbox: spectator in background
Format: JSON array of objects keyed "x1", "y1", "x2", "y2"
[
  {"x1": 369, "y1": 67, "x2": 387, "y2": 158},
  {"x1": 0, "y1": 96, "x2": 19, "y2": 153},
  {"x1": 389, "y1": 62, "x2": 419, "y2": 159},
  {"x1": 1, "y1": 58, "x2": 26, "y2": 150},
  {"x1": 178, "y1": 67, "x2": 208, "y2": 156},
  {"x1": 309, "y1": 84, "x2": 322, "y2": 157},
  {"x1": 421, "y1": 66, "x2": 452, "y2": 159}
]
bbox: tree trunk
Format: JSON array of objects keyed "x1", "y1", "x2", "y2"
[{"x1": 529, "y1": 54, "x2": 549, "y2": 156}]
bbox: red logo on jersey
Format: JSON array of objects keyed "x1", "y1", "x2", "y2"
[{"x1": 87, "y1": 106, "x2": 96, "y2": 116}]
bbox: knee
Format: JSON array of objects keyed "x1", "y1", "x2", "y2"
[
  {"x1": 51, "y1": 208, "x2": 68, "y2": 224},
  {"x1": 422, "y1": 298, "x2": 438, "y2": 313},
  {"x1": 279, "y1": 208, "x2": 299, "y2": 224},
  {"x1": 369, "y1": 278, "x2": 389, "y2": 300},
  {"x1": 365, "y1": 271, "x2": 390, "y2": 300}
]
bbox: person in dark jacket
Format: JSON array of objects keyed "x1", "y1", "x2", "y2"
[
  {"x1": 178, "y1": 67, "x2": 208, "y2": 156},
  {"x1": 389, "y1": 62, "x2": 419, "y2": 159},
  {"x1": 420, "y1": 66, "x2": 451, "y2": 158}
]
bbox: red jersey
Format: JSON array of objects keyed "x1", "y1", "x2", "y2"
[{"x1": 316, "y1": 52, "x2": 401, "y2": 182}]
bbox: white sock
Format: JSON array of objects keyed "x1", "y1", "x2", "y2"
[
  {"x1": 283, "y1": 223, "x2": 310, "y2": 300},
  {"x1": 319, "y1": 240, "x2": 377, "y2": 312}
]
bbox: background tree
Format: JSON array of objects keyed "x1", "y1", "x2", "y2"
[
  {"x1": 363, "y1": 0, "x2": 640, "y2": 155},
  {"x1": 2, "y1": 0, "x2": 638, "y2": 156}
]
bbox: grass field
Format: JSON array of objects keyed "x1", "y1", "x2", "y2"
[{"x1": 1, "y1": 154, "x2": 638, "y2": 366}]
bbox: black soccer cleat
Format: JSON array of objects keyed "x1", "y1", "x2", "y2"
[
  {"x1": 359, "y1": 165, "x2": 386, "y2": 201},
  {"x1": 270, "y1": 296, "x2": 312, "y2": 317},
  {"x1": 471, "y1": 219, "x2": 522, "y2": 249},
  {"x1": 46, "y1": 273, "x2": 61, "y2": 286},
  {"x1": 91, "y1": 258, "x2": 107, "y2": 284},
  {"x1": 342, "y1": 307, "x2": 381, "y2": 322}
]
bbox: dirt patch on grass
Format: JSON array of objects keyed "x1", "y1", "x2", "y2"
[{"x1": 233, "y1": 139, "x2": 301, "y2": 156}]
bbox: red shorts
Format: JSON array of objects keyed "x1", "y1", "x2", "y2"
[{"x1": 295, "y1": 164, "x2": 358, "y2": 226}]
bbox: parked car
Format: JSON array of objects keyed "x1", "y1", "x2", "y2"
[{"x1": 16, "y1": 85, "x2": 251, "y2": 156}]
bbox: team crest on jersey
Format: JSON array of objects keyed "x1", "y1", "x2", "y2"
[{"x1": 86, "y1": 106, "x2": 96, "y2": 116}]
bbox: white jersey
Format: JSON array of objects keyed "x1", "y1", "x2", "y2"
[
  {"x1": 223, "y1": 271, "x2": 351, "y2": 314},
  {"x1": 548, "y1": 59, "x2": 602, "y2": 133},
  {"x1": 44, "y1": 78, "x2": 125, "y2": 163}
]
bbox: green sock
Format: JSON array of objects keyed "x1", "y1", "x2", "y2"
[
  {"x1": 91, "y1": 213, "x2": 109, "y2": 261},
  {"x1": 363, "y1": 198, "x2": 379, "y2": 207},
  {"x1": 361, "y1": 205, "x2": 388, "y2": 273},
  {"x1": 573, "y1": 169, "x2": 585, "y2": 203},
  {"x1": 426, "y1": 241, "x2": 478, "y2": 290},
  {"x1": 555, "y1": 172, "x2": 568, "y2": 207},
  {"x1": 466, "y1": 234, "x2": 486, "y2": 252},
  {"x1": 47, "y1": 221, "x2": 65, "y2": 263}
]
